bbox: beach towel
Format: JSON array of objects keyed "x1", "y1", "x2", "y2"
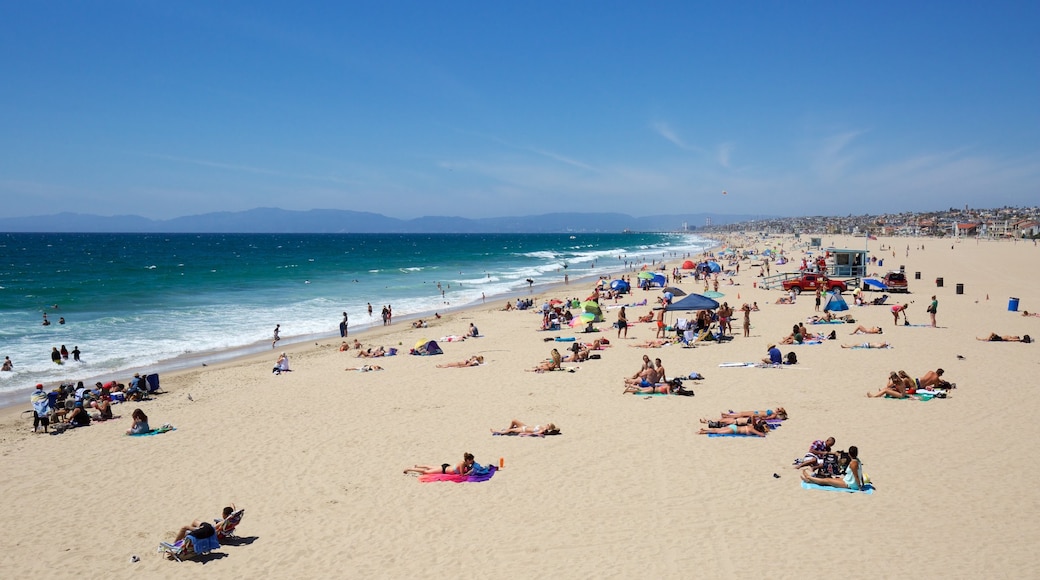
[
  {"x1": 128, "y1": 424, "x2": 176, "y2": 437},
  {"x1": 801, "y1": 481, "x2": 874, "y2": 494},
  {"x1": 706, "y1": 432, "x2": 765, "y2": 438},
  {"x1": 419, "y1": 465, "x2": 497, "y2": 483},
  {"x1": 719, "y1": 362, "x2": 757, "y2": 367},
  {"x1": 791, "y1": 341, "x2": 823, "y2": 345},
  {"x1": 850, "y1": 344, "x2": 892, "y2": 349},
  {"x1": 810, "y1": 320, "x2": 847, "y2": 324},
  {"x1": 554, "y1": 337, "x2": 576, "y2": 342}
]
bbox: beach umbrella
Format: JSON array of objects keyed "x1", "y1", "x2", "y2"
[
  {"x1": 570, "y1": 312, "x2": 596, "y2": 327},
  {"x1": 637, "y1": 271, "x2": 654, "y2": 280},
  {"x1": 707, "y1": 261, "x2": 722, "y2": 273},
  {"x1": 664, "y1": 293, "x2": 720, "y2": 312},
  {"x1": 863, "y1": 279, "x2": 888, "y2": 291},
  {"x1": 609, "y1": 279, "x2": 630, "y2": 292},
  {"x1": 661, "y1": 286, "x2": 687, "y2": 296},
  {"x1": 703, "y1": 291, "x2": 725, "y2": 299},
  {"x1": 681, "y1": 260, "x2": 695, "y2": 269}
]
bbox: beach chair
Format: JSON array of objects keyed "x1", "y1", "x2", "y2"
[
  {"x1": 157, "y1": 532, "x2": 220, "y2": 562},
  {"x1": 214, "y1": 508, "x2": 245, "y2": 541}
]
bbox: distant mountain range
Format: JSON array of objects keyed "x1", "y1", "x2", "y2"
[{"x1": 0, "y1": 208, "x2": 768, "y2": 233}]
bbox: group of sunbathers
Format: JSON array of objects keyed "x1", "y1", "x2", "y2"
[
  {"x1": 867, "y1": 368, "x2": 953, "y2": 398},
  {"x1": 697, "y1": 408, "x2": 788, "y2": 436}
]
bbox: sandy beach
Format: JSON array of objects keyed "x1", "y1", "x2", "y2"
[{"x1": 2, "y1": 234, "x2": 1038, "y2": 579}]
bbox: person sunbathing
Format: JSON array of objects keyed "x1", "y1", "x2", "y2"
[
  {"x1": 624, "y1": 380, "x2": 694, "y2": 396},
  {"x1": 977, "y1": 333, "x2": 1032, "y2": 343},
  {"x1": 345, "y1": 365, "x2": 383, "y2": 372},
  {"x1": 636, "y1": 311, "x2": 655, "y2": 323},
  {"x1": 436, "y1": 356, "x2": 484, "y2": 368},
  {"x1": 527, "y1": 349, "x2": 562, "y2": 372},
  {"x1": 867, "y1": 371, "x2": 906, "y2": 398},
  {"x1": 357, "y1": 347, "x2": 386, "y2": 358},
  {"x1": 632, "y1": 338, "x2": 671, "y2": 348},
  {"x1": 699, "y1": 413, "x2": 779, "y2": 427},
  {"x1": 697, "y1": 420, "x2": 769, "y2": 436},
  {"x1": 339, "y1": 341, "x2": 350, "y2": 352},
  {"x1": 842, "y1": 341, "x2": 890, "y2": 349},
  {"x1": 625, "y1": 365, "x2": 660, "y2": 387},
  {"x1": 800, "y1": 446, "x2": 865, "y2": 491},
  {"x1": 491, "y1": 420, "x2": 560, "y2": 436},
  {"x1": 919, "y1": 368, "x2": 952, "y2": 389},
  {"x1": 563, "y1": 344, "x2": 589, "y2": 362},
  {"x1": 850, "y1": 325, "x2": 883, "y2": 335},
  {"x1": 720, "y1": 407, "x2": 788, "y2": 420},
  {"x1": 775, "y1": 296, "x2": 794, "y2": 304},
  {"x1": 403, "y1": 452, "x2": 475, "y2": 475},
  {"x1": 411, "y1": 319, "x2": 428, "y2": 328}
]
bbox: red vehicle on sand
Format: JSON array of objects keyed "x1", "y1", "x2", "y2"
[{"x1": 781, "y1": 273, "x2": 848, "y2": 295}]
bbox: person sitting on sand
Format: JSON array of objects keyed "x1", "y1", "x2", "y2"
[
  {"x1": 65, "y1": 401, "x2": 91, "y2": 428},
  {"x1": 468, "y1": 323, "x2": 479, "y2": 337},
  {"x1": 412, "y1": 319, "x2": 427, "y2": 329},
  {"x1": 436, "y1": 356, "x2": 484, "y2": 368},
  {"x1": 404, "y1": 452, "x2": 475, "y2": 476},
  {"x1": 801, "y1": 446, "x2": 865, "y2": 491},
  {"x1": 625, "y1": 363, "x2": 660, "y2": 388},
  {"x1": 339, "y1": 341, "x2": 350, "y2": 352},
  {"x1": 976, "y1": 333, "x2": 1032, "y2": 343},
  {"x1": 842, "y1": 341, "x2": 890, "y2": 349},
  {"x1": 775, "y1": 296, "x2": 794, "y2": 305},
  {"x1": 793, "y1": 437, "x2": 836, "y2": 470},
  {"x1": 491, "y1": 420, "x2": 560, "y2": 436},
  {"x1": 126, "y1": 408, "x2": 150, "y2": 434},
  {"x1": 636, "y1": 311, "x2": 655, "y2": 323},
  {"x1": 345, "y1": 365, "x2": 383, "y2": 372},
  {"x1": 528, "y1": 349, "x2": 562, "y2": 372},
  {"x1": 564, "y1": 342, "x2": 589, "y2": 362},
  {"x1": 697, "y1": 419, "x2": 769, "y2": 436},
  {"x1": 850, "y1": 325, "x2": 883, "y2": 335},
  {"x1": 780, "y1": 324, "x2": 804, "y2": 345},
  {"x1": 867, "y1": 371, "x2": 906, "y2": 398},
  {"x1": 919, "y1": 368, "x2": 952, "y2": 389},
  {"x1": 92, "y1": 398, "x2": 114, "y2": 421},
  {"x1": 272, "y1": 352, "x2": 291, "y2": 374}
]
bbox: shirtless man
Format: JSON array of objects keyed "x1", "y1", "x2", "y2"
[
  {"x1": 850, "y1": 325, "x2": 883, "y2": 335},
  {"x1": 919, "y1": 368, "x2": 952, "y2": 389}
]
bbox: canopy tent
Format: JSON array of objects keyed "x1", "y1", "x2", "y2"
[
  {"x1": 699, "y1": 261, "x2": 721, "y2": 274},
  {"x1": 664, "y1": 293, "x2": 720, "y2": 312},
  {"x1": 822, "y1": 292, "x2": 849, "y2": 312},
  {"x1": 650, "y1": 274, "x2": 667, "y2": 288}
]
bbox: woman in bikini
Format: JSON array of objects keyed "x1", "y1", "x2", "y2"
[
  {"x1": 801, "y1": 446, "x2": 865, "y2": 491},
  {"x1": 719, "y1": 407, "x2": 788, "y2": 421},
  {"x1": 527, "y1": 349, "x2": 562, "y2": 372},
  {"x1": 437, "y1": 356, "x2": 484, "y2": 368},
  {"x1": 867, "y1": 371, "x2": 906, "y2": 398},
  {"x1": 403, "y1": 452, "x2": 475, "y2": 475},
  {"x1": 491, "y1": 420, "x2": 560, "y2": 436},
  {"x1": 697, "y1": 418, "x2": 770, "y2": 436},
  {"x1": 977, "y1": 333, "x2": 1032, "y2": 343}
]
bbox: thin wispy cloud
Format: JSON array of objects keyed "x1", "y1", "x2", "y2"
[
  {"x1": 143, "y1": 153, "x2": 358, "y2": 186},
  {"x1": 652, "y1": 121, "x2": 698, "y2": 151},
  {"x1": 717, "y1": 143, "x2": 733, "y2": 169}
]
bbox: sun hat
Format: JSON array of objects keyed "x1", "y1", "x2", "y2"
[{"x1": 767, "y1": 343, "x2": 776, "y2": 350}]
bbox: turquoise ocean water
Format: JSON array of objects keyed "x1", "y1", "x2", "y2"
[{"x1": 0, "y1": 232, "x2": 714, "y2": 401}]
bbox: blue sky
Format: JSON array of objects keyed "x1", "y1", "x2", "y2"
[{"x1": 2, "y1": 1, "x2": 1037, "y2": 220}]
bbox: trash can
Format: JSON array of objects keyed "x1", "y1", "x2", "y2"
[
  {"x1": 956, "y1": 283, "x2": 964, "y2": 295},
  {"x1": 1009, "y1": 297, "x2": 1020, "y2": 312},
  {"x1": 914, "y1": 271, "x2": 921, "y2": 280},
  {"x1": 936, "y1": 277, "x2": 944, "y2": 287}
]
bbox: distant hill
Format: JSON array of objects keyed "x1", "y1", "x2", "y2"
[{"x1": 0, "y1": 208, "x2": 768, "y2": 233}]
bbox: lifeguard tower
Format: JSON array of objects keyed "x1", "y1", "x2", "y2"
[{"x1": 824, "y1": 248, "x2": 867, "y2": 278}]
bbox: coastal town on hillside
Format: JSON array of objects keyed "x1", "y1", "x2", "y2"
[{"x1": 701, "y1": 206, "x2": 1040, "y2": 239}]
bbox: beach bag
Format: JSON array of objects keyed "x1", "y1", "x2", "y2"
[{"x1": 785, "y1": 351, "x2": 798, "y2": 365}]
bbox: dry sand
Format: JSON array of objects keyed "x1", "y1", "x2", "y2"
[{"x1": 1, "y1": 234, "x2": 1038, "y2": 579}]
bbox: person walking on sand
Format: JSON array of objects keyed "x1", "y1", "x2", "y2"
[
  {"x1": 617, "y1": 306, "x2": 628, "y2": 339},
  {"x1": 927, "y1": 296, "x2": 938, "y2": 327},
  {"x1": 272, "y1": 324, "x2": 281, "y2": 348}
]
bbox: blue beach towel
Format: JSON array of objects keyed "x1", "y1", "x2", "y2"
[
  {"x1": 801, "y1": 481, "x2": 874, "y2": 494},
  {"x1": 128, "y1": 425, "x2": 176, "y2": 437},
  {"x1": 707, "y1": 433, "x2": 766, "y2": 438}
]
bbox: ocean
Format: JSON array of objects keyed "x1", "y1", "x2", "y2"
[{"x1": 0, "y1": 232, "x2": 715, "y2": 402}]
